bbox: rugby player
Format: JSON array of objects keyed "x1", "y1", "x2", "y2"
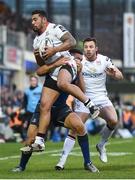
[
  {"x1": 31, "y1": 10, "x2": 99, "y2": 152},
  {"x1": 56, "y1": 37, "x2": 124, "y2": 169}
]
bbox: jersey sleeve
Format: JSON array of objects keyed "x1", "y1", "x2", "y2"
[
  {"x1": 33, "y1": 38, "x2": 36, "y2": 49},
  {"x1": 105, "y1": 56, "x2": 114, "y2": 68},
  {"x1": 33, "y1": 37, "x2": 38, "y2": 49},
  {"x1": 54, "y1": 24, "x2": 68, "y2": 39}
]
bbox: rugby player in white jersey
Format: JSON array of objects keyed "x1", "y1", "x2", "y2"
[
  {"x1": 55, "y1": 37, "x2": 124, "y2": 170},
  {"x1": 30, "y1": 10, "x2": 99, "y2": 152}
]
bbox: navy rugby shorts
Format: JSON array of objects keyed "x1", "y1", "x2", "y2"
[{"x1": 30, "y1": 103, "x2": 72, "y2": 127}]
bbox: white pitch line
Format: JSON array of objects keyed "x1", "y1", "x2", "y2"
[
  {"x1": 51, "y1": 151, "x2": 133, "y2": 157},
  {"x1": 0, "y1": 139, "x2": 133, "y2": 161}
]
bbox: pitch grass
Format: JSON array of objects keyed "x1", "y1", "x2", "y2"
[{"x1": 0, "y1": 135, "x2": 135, "y2": 179}]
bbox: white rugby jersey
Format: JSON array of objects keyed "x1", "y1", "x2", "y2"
[
  {"x1": 33, "y1": 22, "x2": 77, "y2": 81},
  {"x1": 33, "y1": 22, "x2": 72, "y2": 60},
  {"x1": 81, "y1": 54, "x2": 114, "y2": 100}
]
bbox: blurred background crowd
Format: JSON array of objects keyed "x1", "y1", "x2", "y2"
[{"x1": 1, "y1": 0, "x2": 135, "y2": 143}]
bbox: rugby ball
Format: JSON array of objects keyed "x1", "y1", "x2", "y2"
[{"x1": 39, "y1": 39, "x2": 61, "y2": 65}]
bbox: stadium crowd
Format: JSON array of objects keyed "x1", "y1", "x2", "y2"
[
  {"x1": 0, "y1": 1, "x2": 31, "y2": 34},
  {"x1": 0, "y1": 82, "x2": 135, "y2": 144}
]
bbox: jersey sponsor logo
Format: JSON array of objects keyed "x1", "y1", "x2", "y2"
[
  {"x1": 89, "y1": 67, "x2": 97, "y2": 73},
  {"x1": 82, "y1": 72, "x2": 103, "y2": 78}
]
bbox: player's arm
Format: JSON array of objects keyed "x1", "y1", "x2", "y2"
[
  {"x1": 55, "y1": 32, "x2": 76, "y2": 52},
  {"x1": 74, "y1": 59, "x2": 86, "y2": 92},
  {"x1": 34, "y1": 49, "x2": 44, "y2": 66},
  {"x1": 36, "y1": 56, "x2": 69, "y2": 76},
  {"x1": 105, "y1": 66, "x2": 124, "y2": 80},
  {"x1": 105, "y1": 57, "x2": 124, "y2": 80},
  {"x1": 44, "y1": 32, "x2": 76, "y2": 59},
  {"x1": 76, "y1": 73, "x2": 86, "y2": 92}
]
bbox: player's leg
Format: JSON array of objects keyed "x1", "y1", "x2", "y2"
[
  {"x1": 12, "y1": 124, "x2": 38, "y2": 172},
  {"x1": 96, "y1": 105, "x2": 118, "y2": 163},
  {"x1": 57, "y1": 63, "x2": 99, "y2": 119},
  {"x1": 57, "y1": 68, "x2": 88, "y2": 103},
  {"x1": 20, "y1": 124, "x2": 38, "y2": 151},
  {"x1": 33, "y1": 77, "x2": 60, "y2": 151},
  {"x1": 60, "y1": 100, "x2": 91, "y2": 167},
  {"x1": 56, "y1": 112, "x2": 89, "y2": 169},
  {"x1": 55, "y1": 111, "x2": 99, "y2": 172}
]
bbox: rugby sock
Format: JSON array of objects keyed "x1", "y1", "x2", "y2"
[
  {"x1": 77, "y1": 133, "x2": 90, "y2": 164},
  {"x1": 19, "y1": 152, "x2": 32, "y2": 170},
  {"x1": 99, "y1": 125, "x2": 114, "y2": 147},
  {"x1": 35, "y1": 134, "x2": 45, "y2": 145},
  {"x1": 37, "y1": 133, "x2": 45, "y2": 138},
  {"x1": 58, "y1": 135, "x2": 76, "y2": 166},
  {"x1": 84, "y1": 99, "x2": 94, "y2": 108}
]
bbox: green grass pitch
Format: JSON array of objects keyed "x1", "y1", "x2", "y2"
[{"x1": 0, "y1": 135, "x2": 135, "y2": 179}]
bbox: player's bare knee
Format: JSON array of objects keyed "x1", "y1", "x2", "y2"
[
  {"x1": 57, "y1": 81, "x2": 68, "y2": 91},
  {"x1": 75, "y1": 123, "x2": 85, "y2": 135},
  {"x1": 69, "y1": 131, "x2": 77, "y2": 137},
  {"x1": 40, "y1": 101, "x2": 51, "y2": 112},
  {"x1": 108, "y1": 118, "x2": 118, "y2": 129}
]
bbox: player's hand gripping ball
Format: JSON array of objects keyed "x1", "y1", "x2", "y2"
[{"x1": 39, "y1": 39, "x2": 61, "y2": 65}]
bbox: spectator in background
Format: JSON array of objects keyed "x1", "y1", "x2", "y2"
[
  {"x1": 129, "y1": 106, "x2": 135, "y2": 136},
  {"x1": 8, "y1": 106, "x2": 25, "y2": 142},
  {"x1": 21, "y1": 75, "x2": 42, "y2": 135},
  {"x1": 12, "y1": 91, "x2": 24, "y2": 107},
  {"x1": 122, "y1": 102, "x2": 132, "y2": 131}
]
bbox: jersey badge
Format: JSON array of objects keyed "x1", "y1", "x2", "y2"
[{"x1": 89, "y1": 67, "x2": 97, "y2": 73}]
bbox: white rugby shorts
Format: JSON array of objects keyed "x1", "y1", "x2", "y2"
[{"x1": 74, "y1": 96, "x2": 113, "y2": 113}]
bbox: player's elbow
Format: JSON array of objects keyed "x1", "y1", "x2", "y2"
[
  {"x1": 120, "y1": 72, "x2": 124, "y2": 80},
  {"x1": 36, "y1": 69, "x2": 45, "y2": 76},
  {"x1": 70, "y1": 38, "x2": 76, "y2": 48},
  {"x1": 67, "y1": 37, "x2": 76, "y2": 49},
  {"x1": 57, "y1": 80, "x2": 69, "y2": 91},
  {"x1": 119, "y1": 75, "x2": 124, "y2": 80}
]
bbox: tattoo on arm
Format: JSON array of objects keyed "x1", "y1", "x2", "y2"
[{"x1": 60, "y1": 32, "x2": 76, "y2": 47}]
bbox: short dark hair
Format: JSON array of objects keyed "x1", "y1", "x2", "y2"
[
  {"x1": 69, "y1": 48, "x2": 83, "y2": 55},
  {"x1": 83, "y1": 37, "x2": 97, "y2": 46},
  {"x1": 32, "y1": 10, "x2": 47, "y2": 18}
]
